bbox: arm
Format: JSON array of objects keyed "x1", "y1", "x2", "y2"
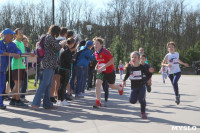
[
  {"x1": 97, "y1": 57, "x2": 114, "y2": 73},
  {"x1": 122, "y1": 65, "x2": 131, "y2": 87},
  {"x1": 162, "y1": 55, "x2": 171, "y2": 67},
  {"x1": 178, "y1": 59, "x2": 189, "y2": 67}
]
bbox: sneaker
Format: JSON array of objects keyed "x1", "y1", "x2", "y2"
[
  {"x1": 175, "y1": 95, "x2": 180, "y2": 105},
  {"x1": 118, "y1": 84, "x2": 124, "y2": 95},
  {"x1": 93, "y1": 99, "x2": 102, "y2": 108},
  {"x1": 61, "y1": 100, "x2": 70, "y2": 106},
  {"x1": 15, "y1": 100, "x2": 28, "y2": 107},
  {"x1": 9, "y1": 99, "x2": 16, "y2": 106},
  {"x1": 4, "y1": 96, "x2": 11, "y2": 101},
  {"x1": 163, "y1": 80, "x2": 165, "y2": 83},
  {"x1": 20, "y1": 98, "x2": 29, "y2": 103},
  {"x1": 65, "y1": 94, "x2": 73, "y2": 101},
  {"x1": 50, "y1": 97, "x2": 57, "y2": 103},
  {"x1": 141, "y1": 112, "x2": 147, "y2": 119},
  {"x1": 146, "y1": 85, "x2": 151, "y2": 93},
  {"x1": 0, "y1": 105, "x2": 6, "y2": 109}
]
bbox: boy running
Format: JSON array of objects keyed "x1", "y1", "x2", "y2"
[
  {"x1": 162, "y1": 41, "x2": 189, "y2": 105},
  {"x1": 93, "y1": 37, "x2": 123, "y2": 108},
  {"x1": 140, "y1": 54, "x2": 152, "y2": 92}
]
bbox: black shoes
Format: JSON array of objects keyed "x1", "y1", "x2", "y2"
[{"x1": 175, "y1": 95, "x2": 180, "y2": 105}]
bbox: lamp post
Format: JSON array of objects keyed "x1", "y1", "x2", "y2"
[
  {"x1": 86, "y1": 25, "x2": 92, "y2": 39},
  {"x1": 52, "y1": 0, "x2": 55, "y2": 24}
]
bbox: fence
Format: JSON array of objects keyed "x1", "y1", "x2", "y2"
[{"x1": 0, "y1": 54, "x2": 38, "y2": 96}]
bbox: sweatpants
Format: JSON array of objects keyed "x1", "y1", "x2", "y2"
[
  {"x1": 129, "y1": 86, "x2": 146, "y2": 113},
  {"x1": 0, "y1": 72, "x2": 6, "y2": 106},
  {"x1": 168, "y1": 72, "x2": 181, "y2": 96}
]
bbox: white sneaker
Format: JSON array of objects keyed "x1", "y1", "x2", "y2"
[
  {"x1": 61, "y1": 100, "x2": 70, "y2": 106},
  {"x1": 56, "y1": 100, "x2": 62, "y2": 105}
]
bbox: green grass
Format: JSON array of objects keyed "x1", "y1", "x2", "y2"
[{"x1": 27, "y1": 79, "x2": 37, "y2": 90}]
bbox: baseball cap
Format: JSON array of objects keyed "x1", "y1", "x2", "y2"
[
  {"x1": 2, "y1": 28, "x2": 16, "y2": 35},
  {"x1": 86, "y1": 40, "x2": 94, "y2": 47}
]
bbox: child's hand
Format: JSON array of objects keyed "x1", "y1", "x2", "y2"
[
  {"x1": 122, "y1": 81, "x2": 126, "y2": 87},
  {"x1": 184, "y1": 63, "x2": 189, "y2": 67},
  {"x1": 168, "y1": 64, "x2": 172, "y2": 68},
  {"x1": 149, "y1": 67, "x2": 154, "y2": 73}
]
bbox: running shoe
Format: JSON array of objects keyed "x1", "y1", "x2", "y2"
[
  {"x1": 50, "y1": 97, "x2": 57, "y2": 103},
  {"x1": 9, "y1": 99, "x2": 16, "y2": 106},
  {"x1": 141, "y1": 112, "x2": 147, "y2": 119},
  {"x1": 175, "y1": 95, "x2": 180, "y2": 105},
  {"x1": 118, "y1": 84, "x2": 124, "y2": 95},
  {"x1": 93, "y1": 99, "x2": 102, "y2": 108},
  {"x1": 146, "y1": 85, "x2": 151, "y2": 93}
]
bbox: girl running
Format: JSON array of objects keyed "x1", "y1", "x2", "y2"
[
  {"x1": 159, "y1": 66, "x2": 168, "y2": 83},
  {"x1": 122, "y1": 51, "x2": 154, "y2": 119},
  {"x1": 162, "y1": 41, "x2": 189, "y2": 105}
]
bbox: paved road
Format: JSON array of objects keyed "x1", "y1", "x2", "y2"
[{"x1": 0, "y1": 74, "x2": 200, "y2": 133}]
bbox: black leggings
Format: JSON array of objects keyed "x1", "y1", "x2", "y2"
[{"x1": 58, "y1": 69, "x2": 71, "y2": 101}]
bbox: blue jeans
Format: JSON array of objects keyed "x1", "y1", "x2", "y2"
[
  {"x1": 75, "y1": 66, "x2": 88, "y2": 95},
  {"x1": 0, "y1": 72, "x2": 6, "y2": 106},
  {"x1": 21, "y1": 71, "x2": 27, "y2": 98},
  {"x1": 168, "y1": 72, "x2": 181, "y2": 96},
  {"x1": 32, "y1": 69, "x2": 54, "y2": 108},
  {"x1": 129, "y1": 86, "x2": 146, "y2": 113}
]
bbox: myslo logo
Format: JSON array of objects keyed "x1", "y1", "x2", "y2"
[{"x1": 171, "y1": 126, "x2": 197, "y2": 131}]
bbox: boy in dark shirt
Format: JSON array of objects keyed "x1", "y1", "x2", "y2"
[
  {"x1": 122, "y1": 51, "x2": 154, "y2": 119},
  {"x1": 140, "y1": 55, "x2": 152, "y2": 92}
]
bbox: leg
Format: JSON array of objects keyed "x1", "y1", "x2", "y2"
[
  {"x1": 102, "y1": 80, "x2": 109, "y2": 102},
  {"x1": 129, "y1": 88, "x2": 139, "y2": 104},
  {"x1": 0, "y1": 72, "x2": 6, "y2": 106},
  {"x1": 32, "y1": 69, "x2": 54, "y2": 108},
  {"x1": 20, "y1": 71, "x2": 27, "y2": 99}
]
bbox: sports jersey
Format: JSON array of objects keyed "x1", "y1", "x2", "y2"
[
  {"x1": 167, "y1": 52, "x2": 181, "y2": 74},
  {"x1": 94, "y1": 48, "x2": 114, "y2": 74},
  {"x1": 123, "y1": 64, "x2": 152, "y2": 88}
]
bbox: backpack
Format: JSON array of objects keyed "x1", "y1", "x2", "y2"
[
  {"x1": 72, "y1": 48, "x2": 88, "y2": 65},
  {"x1": 37, "y1": 34, "x2": 47, "y2": 58}
]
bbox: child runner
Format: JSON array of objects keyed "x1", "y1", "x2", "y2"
[
  {"x1": 139, "y1": 47, "x2": 148, "y2": 64},
  {"x1": 140, "y1": 54, "x2": 152, "y2": 92},
  {"x1": 118, "y1": 60, "x2": 124, "y2": 79},
  {"x1": 159, "y1": 66, "x2": 168, "y2": 83},
  {"x1": 122, "y1": 51, "x2": 154, "y2": 119},
  {"x1": 162, "y1": 41, "x2": 189, "y2": 105},
  {"x1": 93, "y1": 37, "x2": 123, "y2": 108}
]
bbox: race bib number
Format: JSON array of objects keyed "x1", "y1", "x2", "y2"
[
  {"x1": 129, "y1": 70, "x2": 142, "y2": 80},
  {"x1": 99, "y1": 63, "x2": 106, "y2": 71}
]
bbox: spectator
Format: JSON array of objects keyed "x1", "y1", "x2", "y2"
[{"x1": 32, "y1": 25, "x2": 61, "y2": 110}]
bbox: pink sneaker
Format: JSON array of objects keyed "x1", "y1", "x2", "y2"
[
  {"x1": 141, "y1": 112, "x2": 147, "y2": 119},
  {"x1": 118, "y1": 84, "x2": 124, "y2": 95}
]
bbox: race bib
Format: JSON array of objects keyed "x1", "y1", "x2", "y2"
[
  {"x1": 129, "y1": 70, "x2": 142, "y2": 80},
  {"x1": 99, "y1": 63, "x2": 106, "y2": 71}
]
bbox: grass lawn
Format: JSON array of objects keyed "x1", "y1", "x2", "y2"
[{"x1": 27, "y1": 79, "x2": 38, "y2": 90}]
